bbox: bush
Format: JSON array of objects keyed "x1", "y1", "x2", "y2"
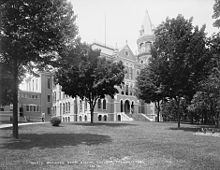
[{"x1": 50, "y1": 117, "x2": 61, "y2": 126}]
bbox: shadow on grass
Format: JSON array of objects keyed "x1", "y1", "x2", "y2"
[
  {"x1": 71, "y1": 122, "x2": 137, "y2": 127},
  {"x1": 0, "y1": 133, "x2": 112, "y2": 150}
]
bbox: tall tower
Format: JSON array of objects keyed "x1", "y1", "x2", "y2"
[{"x1": 137, "y1": 10, "x2": 155, "y2": 65}]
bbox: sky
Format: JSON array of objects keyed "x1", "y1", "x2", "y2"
[{"x1": 69, "y1": 0, "x2": 218, "y2": 53}]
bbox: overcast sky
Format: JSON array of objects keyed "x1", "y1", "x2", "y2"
[{"x1": 69, "y1": 0, "x2": 218, "y2": 53}]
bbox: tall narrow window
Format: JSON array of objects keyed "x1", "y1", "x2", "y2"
[
  {"x1": 63, "y1": 103, "x2": 65, "y2": 114},
  {"x1": 103, "y1": 99, "x2": 106, "y2": 110},
  {"x1": 48, "y1": 95, "x2": 51, "y2": 102},
  {"x1": 48, "y1": 107, "x2": 51, "y2": 115},
  {"x1": 80, "y1": 100, "x2": 82, "y2": 112},
  {"x1": 47, "y1": 78, "x2": 51, "y2": 89},
  {"x1": 36, "y1": 79, "x2": 38, "y2": 91},
  {"x1": 60, "y1": 103, "x2": 62, "y2": 114},
  {"x1": 120, "y1": 101, "x2": 123, "y2": 112},
  {"x1": 126, "y1": 85, "x2": 129, "y2": 95},
  {"x1": 85, "y1": 100, "x2": 87, "y2": 111},
  {"x1": 98, "y1": 99, "x2": 101, "y2": 109}
]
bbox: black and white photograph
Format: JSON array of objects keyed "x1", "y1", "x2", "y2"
[{"x1": 0, "y1": 0, "x2": 220, "y2": 169}]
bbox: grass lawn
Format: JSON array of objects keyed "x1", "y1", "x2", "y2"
[{"x1": 0, "y1": 121, "x2": 220, "y2": 170}]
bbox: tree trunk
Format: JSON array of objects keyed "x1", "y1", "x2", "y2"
[
  {"x1": 175, "y1": 97, "x2": 181, "y2": 128},
  {"x1": 12, "y1": 66, "x2": 19, "y2": 139},
  {"x1": 215, "y1": 112, "x2": 219, "y2": 128},
  {"x1": 156, "y1": 101, "x2": 160, "y2": 122},
  {"x1": 89, "y1": 102, "x2": 94, "y2": 124},
  {"x1": 190, "y1": 112, "x2": 194, "y2": 124}
]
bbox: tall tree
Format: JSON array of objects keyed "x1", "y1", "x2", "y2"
[
  {"x1": 0, "y1": 0, "x2": 78, "y2": 138},
  {"x1": 153, "y1": 15, "x2": 210, "y2": 128},
  {"x1": 55, "y1": 43, "x2": 125, "y2": 124},
  {"x1": 136, "y1": 59, "x2": 163, "y2": 122}
]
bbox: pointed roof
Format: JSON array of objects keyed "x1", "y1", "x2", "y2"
[
  {"x1": 118, "y1": 44, "x2": 136, "y2": 61},
  {"x1": 140, "y1": 9, "x2": 154, "y2": 36}
]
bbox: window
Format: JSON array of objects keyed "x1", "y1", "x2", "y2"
[
  {"x1": 126, "y1": 85, "x2": 129, "y2": 95},
  {"x1": 47, "y1": 107, "x2": 51, "y2": 115},
  {"x1": 120, "y1": 101, "x2": 123, "y2": 112},
  {"x1": 80, "y1": 100, "x2": 82, "y2": 112},
  {"x1": 125, "y1": 51, "x2": 128, "y2": 56},
  {"x1": 47, "y1": 95, "x2": 50, "y2": 102},
  {"x1": 85, "y1": 100, "x2": 87, "y2": 111},
  {"x1": 60, "y1": 103, "x2": 62, "y2": 114},
  {"x1": 63, "y1": 103, "x2": 65, "y2": 113},
  {"x1": 36, "y1": 79, "x2": 38, "y2": 91},
  {"x1": 65, "y1": 103, "x2": 68, "y2": 112},
  {"x1": 98, "y1": 99, "x2": 101, "y2": 109},
  {"x1": 68, "y1": 102, "x2": 70, "y2": 112},
  {"x1": 30, "y1": 105, "x2": 32, "y2": 112},
  {"x1": 33, "y1": 106, "x2": 36, "y2": 112},
  {"x1": 26, "y1": 105, "x2": 29, "y2": 112},
  {"x1": 32, "y1": 79, "x2": 34, "y2": 91},
  {"x1": 47, "y1": 78, "x2": 51, "y2": 89},
  {"x1": 103, "y1": 99, "x2": 106, "y2": 110},
  {"x1": 37, "y1": 105, "x2": 39, "y2": 112}
]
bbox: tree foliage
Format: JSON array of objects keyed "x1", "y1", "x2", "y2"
[
  {"x1": 213, "y1": 0, "x2": 220, "y2": 28},
  {"x1": 152, "y1": 15, "x2": 210, "y2": 127},
  {"x1": 0, "y1": 0, "x2": 78, "y2": 138},
  {"x1": 55, "y1": 43, "x2": 125, "y2": 123},
  {"x1": 136, "y1": 51, "x2": 164, "y2": 122}
]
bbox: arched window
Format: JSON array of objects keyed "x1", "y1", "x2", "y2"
[
  {"x1": 68, "y1": 102, "x2": 70, "y2": 112},
  {"x1": 98, "y1": 99, "x2": 101, "y2": 109},
  {"x1": 103, "y1": 115, "x2": 107, "y2": 121},
  {"x1": 103, "y1": 99, "x2": 106, "y2": 110},
  {"x1": 98, "y1": 115, "x2": 102, "y2": 121},
  {"x1": 84, "y1": 115, "x2": 87, "y2": 121},
  {"x1": 60, "y1": 103, "x2": 62, "y2": 114}
]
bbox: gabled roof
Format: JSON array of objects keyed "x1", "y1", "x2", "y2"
[{"x1": 118, "y1": 44, "x2": 136, "y2": 61}]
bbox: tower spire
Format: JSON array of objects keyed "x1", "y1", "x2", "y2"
[{"x1": 140, "y1": 9, "x2": 154, "y2": 36}]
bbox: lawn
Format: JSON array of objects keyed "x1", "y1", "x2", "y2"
[{"x1": 0, "y1": 121, "x2": 220, "y2": 170}]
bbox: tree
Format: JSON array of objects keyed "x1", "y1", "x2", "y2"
[
  {"x1": 153, "y1": 15, "x2": 210, "y2": 128},
  {"x1": 213, "y1": 0, "x2": 220, "y2": 28},
  {"x1": 55, "y1": 43, "x2": 125, "y2": 124},
  {"x1": 0, "y1": 0, "x2": 78, "y2": 138},
  {"x1": 136, "y1": 58, "x2": 163, "y2": 122}
]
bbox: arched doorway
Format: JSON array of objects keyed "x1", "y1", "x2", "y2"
[
  {"x1": 124, "y1": 100, "x2": 130, "y2": 114},
  {"x1": 117, "y1": 115, "x2": 121, "y2": 121}
]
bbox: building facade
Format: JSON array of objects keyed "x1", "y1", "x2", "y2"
[{"x1": 52, "y1": 10, "x2": 156, "y2": 122}]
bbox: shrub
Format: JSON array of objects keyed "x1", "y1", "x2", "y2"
[{"x1": 50, "y1": 117, "x2": 61, "y2": 126}]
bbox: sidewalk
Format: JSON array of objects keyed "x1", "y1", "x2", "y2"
[{"x1": 0, "y1": 122, "x2": 48, "y2": 129}]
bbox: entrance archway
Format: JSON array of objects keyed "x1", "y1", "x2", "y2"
[
  {"x1": 124, "y1": 100, "x2": 130, "y2": 114},
  {"x1": 117, "y1": 115, "x2": 121, "y2": 121}
]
